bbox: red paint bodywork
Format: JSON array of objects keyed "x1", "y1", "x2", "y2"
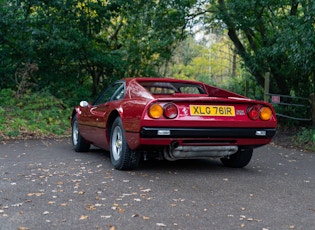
[{"x1": 72, "y1": 78, "x2": 277, "y2": 151}]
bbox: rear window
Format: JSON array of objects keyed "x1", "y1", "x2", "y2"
[{"x1": 139, "y1": 81, "x2": 206, "y2": 95}]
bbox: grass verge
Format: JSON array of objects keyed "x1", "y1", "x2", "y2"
[{"x1": 0, "y1": 89, "x2": 72, "y2": 140}]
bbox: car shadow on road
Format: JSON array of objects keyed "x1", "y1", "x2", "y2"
[
  {"x1": 140, "y1": 158, "x2": 255, "y2": 173},
  {"x1": 86, "y1": 146, "x2": 255, "y2": 174}
]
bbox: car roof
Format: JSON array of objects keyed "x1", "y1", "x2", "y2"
[{"x1": 125, "y1": 77, "x2": 203, "y2": 85}]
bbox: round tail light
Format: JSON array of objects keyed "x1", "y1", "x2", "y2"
[
  {"x1": 247, "y1": 105, "x2": 273, "y2": 121},
  {"x1": 163, "y1": 103, "x2": 178, "y2": 119},
  {"x1": 148, "y1": 104, "x2": 163, "y2": 119},
  {"x1": 247, "y1": 105, "x2": 260, "y2": 120},
  {"x1": 260, "y1": 107, "x2": 272, "y2": 120}
]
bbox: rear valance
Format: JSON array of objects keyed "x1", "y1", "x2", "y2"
[{"x1": 141, "y1": 127, "x2": 276, "y2": 139}]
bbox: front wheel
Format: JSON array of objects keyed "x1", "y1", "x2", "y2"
[
  {"x1": 72, "y1": 115, "x2": 90, "y2": 152},
  {"x1": 220, "y1": 148, "x2": 253, "y2": 168},
  {"x1": 110, "y1": 117, "x2": 140, "y2": 170}
]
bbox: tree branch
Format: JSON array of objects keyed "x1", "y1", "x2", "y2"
[{"x1": 290, "y1": 0, "x2": 299, "y2": 15}]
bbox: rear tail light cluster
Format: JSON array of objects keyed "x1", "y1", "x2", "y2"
[
  {"x1": 148, "y1": 103, "x2": 178, "y2": 119},
  {"x1": 247, "y1": 105, "x2": 273, "y2": 121}
]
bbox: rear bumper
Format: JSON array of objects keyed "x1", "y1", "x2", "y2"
[
  {"x1": 140, "y1": 127, "x2": 276, "y2": 139},
  {"x1": 125, "y1": 127, "x2": 276, "y2": 150}
]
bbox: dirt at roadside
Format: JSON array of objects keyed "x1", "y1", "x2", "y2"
[
  {"x1": 271, "y1": 127, "x2": 315, "y2": 152},
  {"x1": 271, "y1": 130, "x2": 296, "y2": 149}
]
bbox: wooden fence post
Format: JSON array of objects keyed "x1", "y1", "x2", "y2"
[
  {"x1": 310, "y1": 94, "x2": 315, "y2": 126},
  {"x1": 264, "y1": 72, "x2": 270, "y2": 102}
]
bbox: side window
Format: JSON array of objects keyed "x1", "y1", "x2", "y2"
[
  {"x1": 93, "y1": 83, "x2": 124, "y2": 105},
  {"x1": 113, "y1": 86, "x2": 125, "y2": 100}
]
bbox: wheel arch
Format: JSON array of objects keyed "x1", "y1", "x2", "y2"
[
  {"x1": 71, "y1": 109, "x2": 77, "y2": 124},
  {"x1": 106, "y1": 110, "x2": 121, "y2": 142}
]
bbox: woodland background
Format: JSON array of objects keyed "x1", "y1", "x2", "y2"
[{"x1": 1, "y1": 0, "x2": 315, "y2": 148}]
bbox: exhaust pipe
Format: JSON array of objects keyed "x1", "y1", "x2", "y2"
[{"x1": 164, "y1": 143, "x2": 238, "y2": 161}]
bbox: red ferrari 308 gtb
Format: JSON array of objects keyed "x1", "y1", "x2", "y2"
[{"x1": 71, "y1": 78, "x2": 277, "y2": 170}]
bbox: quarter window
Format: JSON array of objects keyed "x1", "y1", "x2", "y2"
[{"x1": 93, "y1": 83, "x2": 124, "y2": 105}]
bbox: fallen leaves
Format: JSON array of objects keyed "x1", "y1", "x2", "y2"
[
  {"x1": 3, "y1": 141, "x2": 310, "y2": 230},
  {"x1": 11, "y1": 200, "x2": 32, "y2": 207},
  {"x1": 110, "y1": 203, "x2": 125, "y2": 213},
  {"x1": 85, "y1": 204, "x2": 96, "y2": 211},
  {"x1": 142, "y1": 216, "x2": 150, "y2": 220},
  {"x1": 240, "y1": 216, "x2": 262, "y2": 222},
  {"x1": 11, "y1": 203, "x2": 24, "y2": 207},
  {"x1": 18, "y1": 227, "x2": 30, "y2": 230},
  {"x1": 108, "y1": 225, "x2": 115, "y2": 230},
  {"x1": 1, "y1": 155, "x2": 251, "y2": 230},
  {"x1": 156, "y1": 223, "x2": 166, "y2": 227},
  {"x1": 118, "y1": 208, "x2": 125, "y2": 213},
  {"x1": 79, "y1": 215, "x2": 89, "y2": 220},
  {"x1": 1, "y1": 145, "x2": 157, "y2": 230},
  {"x1": 27, "y1": 192, "x2": 45, "y2": 197}
]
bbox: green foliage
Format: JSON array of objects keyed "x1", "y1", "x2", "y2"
[
  {"x1": 166, "y1": 36, "x2": 264, "y2": 99},
  {"x1": 0, "y1": 88, "x2": 71, "y2": 139},
  {"x1": 0, "y1": 0, "x2": 197, "y2": 97},
  {"x1": 202, "y1": 0, "x2": 315, "y2": 97},
  {"x1": 223, "y1": 73, "x2": 265, "y2": 100},
  {"x1": 295, "y1": 127, "x2": 315, "y2": 151}
]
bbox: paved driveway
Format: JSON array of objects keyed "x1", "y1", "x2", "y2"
[{"x1": 0, "y1": 139, "x2": 314, "y2": 230}]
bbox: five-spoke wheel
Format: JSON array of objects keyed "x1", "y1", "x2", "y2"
[
  {"x1": 72, "y1": 115, "x2": 90, "y2": 152},
  {"x1": 110, "y1": 117, "x2": 140, "y2": 170}
]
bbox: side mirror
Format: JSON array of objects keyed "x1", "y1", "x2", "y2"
[{"x1": 79, "y1": 101, "x2": 89, "y2": 108}]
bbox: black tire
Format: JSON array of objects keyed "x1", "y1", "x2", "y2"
[
  {"x1": 110, "y1": 117, "x2": 140, "y2": 170},
  {"x1": 220, "y1": 148, "x2": 253, "y2": 168},
  {"x1": 72, "y1": 115, "x2": 90, "y2": 152}
]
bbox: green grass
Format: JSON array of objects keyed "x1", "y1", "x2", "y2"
[{"x1": 0, "y1": 89, "x2": 72, "y2": 140}]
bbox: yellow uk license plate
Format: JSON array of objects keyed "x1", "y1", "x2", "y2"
[{"x1": 190, "y1": 105, "x2": 235, "y2": 116}]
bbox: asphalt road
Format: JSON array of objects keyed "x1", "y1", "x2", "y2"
[{"x1": 0, "y1": 139, "x2": 314, "y2": 230}]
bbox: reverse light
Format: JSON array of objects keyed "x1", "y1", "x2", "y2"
[
  {"x1": 148, "y1": 104, "x2": 163, "y2": 119},
  {"x1": 163, "y1": 103, "x2": 178, "y2": 119},
  {"x1": 158, "y1": 130, "x2": 171, "y2": 135}
]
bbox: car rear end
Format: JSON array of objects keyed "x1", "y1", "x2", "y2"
[
  {"x1": 126, "y1": 78, "x2": 277, "y2": 167},
  {"x1": 139, "y1": 97, "x2": 276, "y2": 147}
]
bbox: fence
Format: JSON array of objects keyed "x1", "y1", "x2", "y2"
[
  {"x1": 263, "y1": 72, "x2": 313, "y2": 124},
  {"x1": 266, "y1": 93, "x2": 312, "y2": 122}
]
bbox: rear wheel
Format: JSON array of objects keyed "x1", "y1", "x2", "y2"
[
  {"x1": 72, "y1": 115, "x2": 90, "y2": 152},
  {"x1": 220, "y1": 148, "x2": 253, "y2": 168},
  {"x1": 110, "y1": 117, "x2": 140, "y2": 170}
]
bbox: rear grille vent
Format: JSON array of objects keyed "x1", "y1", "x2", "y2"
[{"x1": 182, "y1": 140, "x2": 237, "y2": 145}]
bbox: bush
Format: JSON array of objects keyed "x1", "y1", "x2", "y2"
[
  {"x1": 0, "y1": 88, "x2": 72, "y2": 140},
  {"x1": 295, "y1": 127, "x2": 315, "y2": 151}
]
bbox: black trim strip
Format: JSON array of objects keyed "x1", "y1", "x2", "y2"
[{"x1": 140, "y1": 127, "x2": 276, "y2": 138}]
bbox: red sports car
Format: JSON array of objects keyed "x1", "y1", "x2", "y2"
[{"x1": 71, "y1": 78, "x2": 277, "y2": 170}]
